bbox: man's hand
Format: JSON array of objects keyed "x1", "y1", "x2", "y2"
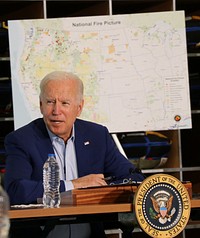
[{"x1": 72, "y1": 174, "x2": 107, "y2": 189}]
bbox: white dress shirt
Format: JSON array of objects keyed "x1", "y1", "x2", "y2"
[{"x1": 47, "y1": 125, "x2": 78, "y2": 191}]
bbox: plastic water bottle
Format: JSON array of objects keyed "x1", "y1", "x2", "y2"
[
  {"x1": 0, "y1": 184, "x2": 10, "y2": 238},
  {"x1": 43, "y1": 154, "x2": 60, "y2": 208}
]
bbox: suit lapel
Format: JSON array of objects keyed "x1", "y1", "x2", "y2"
[
  {"x1": 34, "y1": 119, "x2": 54, "y2": 163},
  {"x1": 74, "y1": 120, "x2": 92, "y2": 177}
]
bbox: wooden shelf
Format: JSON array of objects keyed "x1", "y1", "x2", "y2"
[{"x1": 0, "y1": 1, "x2": 44, "y2": 20}]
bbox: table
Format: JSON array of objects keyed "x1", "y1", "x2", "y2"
[
  {"x1": 191, "y1": 199, "x2": 200, "y2": 209},
  {"x1": 9, "y1": 203, "x2": 133, "y2": 238},
  {"x1": 8, "y1": 199, "x2": 200, "y2": 238},
  {"x1": 9, "y1": 203, "x2": 133, "y2": 219},
  {"x1": 9, "y1": 199, "x2": 200, "y2": 220}
]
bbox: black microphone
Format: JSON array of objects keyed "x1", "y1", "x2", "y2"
[
  {"x1": 129, "y1": 167, "x2": 146, "y2": 179},
  {"x1": 129, "y1": 167, "x2": 141, "y2": 175}
]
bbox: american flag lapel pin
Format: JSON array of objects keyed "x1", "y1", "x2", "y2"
[{"x1": 84, "y1": 141, "x2": 90, "y2": 145}]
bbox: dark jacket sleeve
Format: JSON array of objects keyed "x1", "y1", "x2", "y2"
[
  {"x1": 4, "y1": 119, "x2": 66, "y2": 205},
  {"x1": 74, "y1": 119, "x2": 145, "y2": 184}
]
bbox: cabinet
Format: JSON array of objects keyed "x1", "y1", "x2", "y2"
[
  {"x1": 0, "y1": 22, "x2": 13, "y2": 172},
  {"x1": 176, "y1": 1, "x2": 200, "y2": 237},
  {"x1": 0, "y1": 0, "x2": 200, "y2": 237}
]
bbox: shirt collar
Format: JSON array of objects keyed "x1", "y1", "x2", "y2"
[{"x1": 47, "y1": 125, "x2": 75, "y2": 143}]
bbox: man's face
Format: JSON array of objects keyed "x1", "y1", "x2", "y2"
[{"x1": 40, "y1": 79, "x2": 84, "y2": 141}]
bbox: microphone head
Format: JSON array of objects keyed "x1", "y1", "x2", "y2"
[{"x1": 129, "y1": 167, "x2": 141, "y2": 175}]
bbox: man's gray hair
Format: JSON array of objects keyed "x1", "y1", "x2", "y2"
[{"x1": 39, "y1": 71, "x2": 84, "y2": 101}]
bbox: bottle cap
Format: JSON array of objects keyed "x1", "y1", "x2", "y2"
[{"x1": 48, "y1": 153, "x2": 55, "y2": 157}]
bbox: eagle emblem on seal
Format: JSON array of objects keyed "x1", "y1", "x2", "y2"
[{"x1": 150, "y1": 190, "x2": 176, "y2": 224}]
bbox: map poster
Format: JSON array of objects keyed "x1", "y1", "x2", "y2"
[{"x1": 8, "y1": 11, "x2": 191, "y2": 133}]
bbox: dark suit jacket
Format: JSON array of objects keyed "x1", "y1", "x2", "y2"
[{"x1": 5, "y1": 118, "x2": 143, "y2": 205}]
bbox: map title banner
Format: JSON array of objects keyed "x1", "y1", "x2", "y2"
[{"x1": 72, "y1": 20, "x2": 121, "y2": 27}]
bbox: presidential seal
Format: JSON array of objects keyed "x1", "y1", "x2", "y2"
[{"x1": 134, "y1": 174, "x2": 191, "y2": 237}]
